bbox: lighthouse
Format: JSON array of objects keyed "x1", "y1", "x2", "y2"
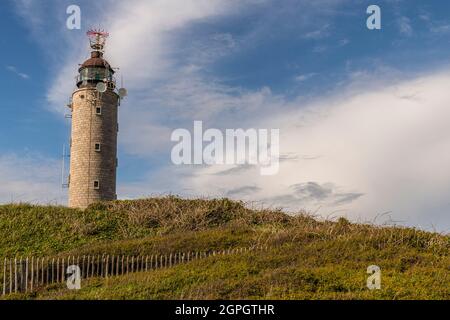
[{"x1": 67, "y1": 30, "x2": 124, "y2": 209}]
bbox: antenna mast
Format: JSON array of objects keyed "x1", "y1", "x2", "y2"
[{"x1": 87, "y1": 29, "x2": 109, "y2": 52}]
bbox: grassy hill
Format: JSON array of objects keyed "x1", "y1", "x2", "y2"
[{"x1": 0, "y1": 197, "x2": 448, "y2": 300}]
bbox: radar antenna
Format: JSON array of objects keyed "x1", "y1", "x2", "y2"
[{"x1": 87, "y1": 29, "x2": 109, "y2": 52}]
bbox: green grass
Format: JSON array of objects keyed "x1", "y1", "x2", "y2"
[{"x1": 0, "y1": 197, "x2": 448, "y2": 300}]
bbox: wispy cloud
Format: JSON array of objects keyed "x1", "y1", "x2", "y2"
[
  {"x1": 302, "y1": 24, "x2": 331, "y2": 40},
  {"x1": 430, "y1": 24, "x2": 450, "y2": 34},
  {"x1": 398, "y1": 16, "x2": 413, "y2": 36},
  {"x1": 291, "y1": 182, "x2": 364, "y2": 205},
  {"x1": 294, "y1": 73, "x2": 317, "y2": 82},
  {"x1": 6, "y1": 65, "x2": 30, "y2": 79},
  {"x1": 226, "y1": 185, "x2": 261, "y2": 197}
]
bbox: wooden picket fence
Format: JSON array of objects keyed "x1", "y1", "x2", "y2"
[{"x1": 1, "y1": 246, "x2": 268, "y2": 296}]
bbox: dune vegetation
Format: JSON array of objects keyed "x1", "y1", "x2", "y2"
[{"x1": 0, "y1": 197, "x2": 448, "y2": 300}]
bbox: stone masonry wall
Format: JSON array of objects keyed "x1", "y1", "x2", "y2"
[{"x1": 68, "y1": 87, "x2": 119, "y2": 208}]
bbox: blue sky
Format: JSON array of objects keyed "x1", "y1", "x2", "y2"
[{"x1": 1, "y1": 0, "x2": 450, "y2": 231}]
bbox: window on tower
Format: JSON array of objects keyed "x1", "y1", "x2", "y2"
[
  {"x1": 94, "y1": 181, "x2": 100, "y2": 190},
  {"x1": 79, "y1": 67, "x2": 112, "y2": 82},
  {"x1": 95, "y1": 143, "x2": 101, "y2": 152},
  {"x1": 96, "y1": 106, "x2": 102, "y2": 115}
]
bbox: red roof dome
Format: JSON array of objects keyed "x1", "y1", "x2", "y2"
[{"x1": 79, "y1": 51, "x2": 114, "y2": 72}]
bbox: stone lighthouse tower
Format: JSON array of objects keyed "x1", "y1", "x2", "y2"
[{"x1": 68, "y1": 30, "x2": 123, "y2": 209}]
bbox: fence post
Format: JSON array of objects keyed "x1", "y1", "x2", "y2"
[
  {"x1": 2, "y1": 258, "x2": 6, "y2": 296},
  {"x1": 106, "y1": 255, "x2": 109, "y2": 278},
  {"x1": 93, "y1": 255, "x2": 96, "y2": 277},
  {"x1": 104, "y1": 255, "x2": 107, "y2": 277},
  {"x1": 92, "y1": 255, "x2": 95, "y2": 278},
  {"x1": 42, "y1": 258, "x2": 44, "y2": 286},
  {"x1": 56, "y1": 258, "x2": 60, "y2": 284},
  {"x1": 24, "y1": 257, "x2": 28, "y2": 293},
  {"x1": 91, "y1": 256, "x2": 95, "y2": 278},
  {"x1": 34, "y1": 258, "x2": 38, "y2": 289},
  {"x1": 95, "y1": 255, "x2": 98, "y2": 277},
  {"x1": 87, "y1": 256, "x2": 90, "y2": 278},
  {"x1": 51, "y1": 258, "x2": 55, "y2": 284},
  {"x1": 36, "y1": 258, "x2": 43, "y2": 285},
  {"x1": 145, "y1": 256, "x2": 148, "y2": 272},
  {"x1": 62, "y1": 257, "x2": 65, "y2": 282},
  {"x1": 94, "y1": 255, "x2": 98, "y2": 277},
  {"x1": 63, "y1": 257, "x2": 67, "y2": 283},
  {"x1": 37, "y1": 258, "x2": 40, "y2": 286},
  {"x1": 111, "y1": 255, "x2": 115, "y2": 277},
  {"x1": 30, "y1": 257, "x2": 34, "y2": 292},
  {"x1": 8, "y1": 259, "x2": 11, "y2": 294},
  {"x1": 99, "y1": 255, "x2": 103, "y2": 277},
  {"x1": 116, "y1": 256, "x2": 120, "y2": 276},
  {"x1": 45, "y1": 258, "x2": 48, "y2": 286},
  {"x1": 90, "y1": 255, "x2": 94, "y2": 277},
  {"x1": 19, "y1": 257, "x2": 23, "y2": 293},
  {"x1": 41, "y1": 257, "x2": 45, "y2": 285},
  {"x1": 14, "y1": 258, "x2": 18, "y2": 293},
  {"x1": 121, "y1": 256, "x2": 124, "y2": 275},
  {"x1": 82, "y1": 256, "x2": 86, "y2": 279}
]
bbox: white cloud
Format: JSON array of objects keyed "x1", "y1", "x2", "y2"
[
  {"x1": 302, "y1": 24, "x2": 331, "y2": 40},
  {"x1": 294, "y1": 73, "x2": 317, "y2": 82},
  {"x1": 338, "y1": 39, "x2": 349, "y2": 47},
  {"x1": 6, "y1": 65, "x2": 30, "y2": 79},
  {"x1": 125, "y1": 69, "x2": 450, "y2": 232},
  {"x1": 0, "y1": 154, "x2": 65, "y2": 205},
  {"x1": 398, "y1": 16, "x2": 413, "y2": 36}
]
